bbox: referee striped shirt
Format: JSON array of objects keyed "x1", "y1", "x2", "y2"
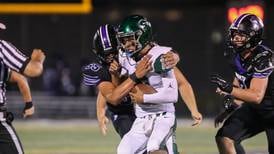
[
  {"x1": 0, "y1": 61, "x2": 10, "y2": 105},
  {"x1": 0, "y1": 40, "x2": 29, "y2": 73}
]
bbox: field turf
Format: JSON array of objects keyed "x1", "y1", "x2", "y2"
[{"x1": 13, "y1": 120, "x2": 267, "y2": 154}]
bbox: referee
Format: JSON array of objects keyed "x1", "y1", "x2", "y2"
[
  {"x1": 0, "y1": 22, "x2": 45, "y2": 154},
  {"x1": 0, "y1": 23, "x2": 45, "y2": 77}
]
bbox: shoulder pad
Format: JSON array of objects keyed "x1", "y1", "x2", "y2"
[
  {"x1": 253, "y1": 46, "x2": 274, "y2": 73},
  {"x1": 82, "y1": 63, "x2": 103, "y2": 86},
  {"x1": 83, "y1": 63, "x2": 102, "y2": 72}
]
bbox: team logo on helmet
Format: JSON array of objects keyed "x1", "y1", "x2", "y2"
[{"x1": 138, "y1": 19, "x2": 151, "y2": 31}]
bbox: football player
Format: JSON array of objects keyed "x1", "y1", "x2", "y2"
[
  {"x1": 82, "y1": 24, "x2": 149, "y2": 138},
  {"x1": 116, "y1": 15, "x2": 202, "y2": 154},
  {"x1": 211, "y1": 13, "x2": 274, "y2": 154},
  {"x1": 82, "y1": 24, "x2": 180, "y2": 138}
]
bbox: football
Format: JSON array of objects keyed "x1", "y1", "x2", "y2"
[{"x1": 131, "y1": 83, "x2": 157, "y2": 94}]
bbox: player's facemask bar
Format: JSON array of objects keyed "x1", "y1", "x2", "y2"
[
  {"x1": 231, "y1": 32, "x2": 250, "y2": 45},
  {"x1": 117, "y1": 31, "x2": 143, "y2": 59},
  {"x1": 229, "y1": 30, "x2": 259, "y2": 54},
  {"x1": 95, "y1": 49, "x2": 118, "y2": 65}
]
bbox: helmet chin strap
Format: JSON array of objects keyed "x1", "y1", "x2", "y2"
[
  {"x1": 123, "y1": 42, "x2": 143, "y2": 61},
  {"x1": 124, "y1": 49, "x2": 142, "y2": 61},
  {"x1": 125, "y1": 49, "x2": 135, "y2": 57},
  {"x1": 131, "y1": 42, "x2": 154, "y2": 61},
  {"x1": 132, "y1": 52, "x2": 143, "y2": 62}
]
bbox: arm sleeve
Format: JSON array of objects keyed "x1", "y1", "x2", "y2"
[
  {"x1": 143, "y1": 77, "x2": 178, "y2": 104},
  {"x1": 0, "y1": 40, "x2": 29, "y2": 73}
]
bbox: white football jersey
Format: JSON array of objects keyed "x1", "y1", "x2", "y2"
[{"x1": 119, "y1": 45, "x2": 178, "y2": 117}]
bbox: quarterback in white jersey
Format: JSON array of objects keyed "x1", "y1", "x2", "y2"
[
  {"x1": 117, "y1": 15, "x2": 180, "y2": 154},
  {"x1": 119, "y1": 45, "x2": 178, "y2": 117}
]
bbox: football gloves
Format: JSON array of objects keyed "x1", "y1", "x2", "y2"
[
  {"x1": 223, "y1": 95, "x2": 238, "y2": 111},
  {"x1": 211, "y1": 74, "x2": 233, "y2": 93}
]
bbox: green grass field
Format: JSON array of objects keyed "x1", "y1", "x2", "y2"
[{"x1": 14, "y1": 120, "x2": 267, "y2": 154}]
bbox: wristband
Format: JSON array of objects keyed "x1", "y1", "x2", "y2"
[
  {"x1": 223, "y1": 84, "x2": 233, "y2": 94},
  {"x1": 129, "y1": 73, "x2": 141, "y2": 84},
  {"x1": 24, "y1": 101, "x2": 33, "y2": 110}
]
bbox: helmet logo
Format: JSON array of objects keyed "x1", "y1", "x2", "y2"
[
  {"x1": 251, "y1": 20, "x2": 260, "y2": 31},
  {"x1": 84, "y1": 63, "x2": 101, "y2": 72},
  {"x1": 138, "y1": 19, "x2": 151, "y2": 31}
]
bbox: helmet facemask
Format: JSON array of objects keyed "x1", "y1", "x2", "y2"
[
  {"x1": 93, "y1": 49, "x2": 117, "y2": 65},
  {"x1": 229, "y1": 30, "x2": 251, "y2": 52},
  {"x1": 117, "y1": 29, "x2": 143, "y2": 59}
]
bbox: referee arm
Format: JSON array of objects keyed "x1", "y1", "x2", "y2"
[
  {"x1": 9, "y1": 70, "x2": 34, "y2": 117},
  {"x1": 0, "y1": 40, "x2": 45, "y2": 77},
  {"x1": 24, "y1": 49, "x2": 45, "y2": 77},
  {"x1": 9, "y1": 71, "x2": 32, "y2": 103}
]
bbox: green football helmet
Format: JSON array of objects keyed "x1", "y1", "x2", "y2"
[{"x1": 117, "y1": 15, "x2": 153, "y2": 60}]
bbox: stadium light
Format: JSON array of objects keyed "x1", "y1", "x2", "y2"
[{"x1": 227, "y1": 4, "x2": 264, "y2": 23}]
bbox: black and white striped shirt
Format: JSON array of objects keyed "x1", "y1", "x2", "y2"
[
  {"x1": 0, "y1": 40, "x2": 29, "y2": 73},
  {"x1": 0, "y1": 61, "x2": 10, "y2": 105}
]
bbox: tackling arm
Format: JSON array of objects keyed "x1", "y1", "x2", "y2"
[
  {"x1": 161, "y1": 50, "x2": 180, "y2": 69},
  {"x1": 154, "y1": 50, "x2": 180, "y2": 74},
  {"x1": 98, "y1": 78, "x2": 136, "y2": 105},
  {"x1": 109, "y1": 60, "x2": 122, "y2": 87},
  {"x1": 99, "y1": 55, "x2": 152, "y2": 105}
]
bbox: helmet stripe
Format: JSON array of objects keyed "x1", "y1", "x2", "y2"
[
  {"x1": 233, "y1": 14, "x2": 251, "y2": 28},
  {"x1": 99, "y1": 25, "x2": 112, "y2": 50},
  {"x1": 105, "y1": 25, "x2": 112, "y2": 50}
]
